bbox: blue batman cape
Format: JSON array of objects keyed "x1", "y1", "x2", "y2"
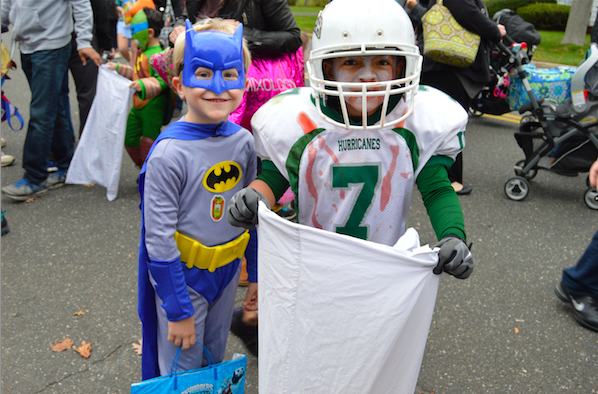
[{"x1": 137, "y1": 120, "x2": 257, "y2": 380}]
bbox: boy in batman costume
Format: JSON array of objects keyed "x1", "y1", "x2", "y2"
[{"x1": 137, "y1": 18, "x2": 257, "y2": 379}]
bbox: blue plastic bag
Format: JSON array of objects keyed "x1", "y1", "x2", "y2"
[{"x1": 130, "y1": 343, "x2": 247, "y2": 394}]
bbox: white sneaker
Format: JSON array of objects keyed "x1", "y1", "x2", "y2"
[
  {"x1": 1, "y1": 138, "x2": 5, "y2": 148},
  {"x1": 1, "y1": 152, "x2": 14, "y2": 167}
]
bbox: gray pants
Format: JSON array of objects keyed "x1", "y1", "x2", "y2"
[{"x1": 152, "y1": 265, "x2": 241, "y2": 375}]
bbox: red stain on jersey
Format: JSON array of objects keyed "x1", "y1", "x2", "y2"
[
  {"x1": 400, "y1": 172, "x2": 412, "y2": 179},
  {"x1": 332, "y1": 204, "x2": 338, "y2": 213},
  {"x1": 319, "y1": 169, "x2": 323, "y2": 176},
  {"x1": 317, "y1": 135, "x2": 339, "y2": 164},
  {"x1": 380, "y1": 145, "x2": 401, "y2": 211},
  {"x1": 306, "y1": 142, "x2": 322, "y2": 229},
  {"x1": 297, "y1": 112, "x2": 318, "y2": 134},
  {"x1": 340, "y1": 190, "x2": 345, "y2": 199}
]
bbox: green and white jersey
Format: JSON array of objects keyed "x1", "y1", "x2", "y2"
[{"x1": 251, "y1": 86, "x2": 468, "y2": 246}]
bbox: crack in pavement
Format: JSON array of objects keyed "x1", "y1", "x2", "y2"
[{"x1": 35, "y1": 344, "x2": 125, "y2": 393}]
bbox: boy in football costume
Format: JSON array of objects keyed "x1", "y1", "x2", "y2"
[{"x1": 228, "y1": 0, "x2": 473, "y2": 278}]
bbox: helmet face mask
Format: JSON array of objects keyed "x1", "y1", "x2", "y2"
[{"x1": 307, "y1": 0, "x2": 422, "y2": 130}]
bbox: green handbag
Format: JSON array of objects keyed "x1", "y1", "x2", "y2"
[{"x1": 422, "y1": 0, "x2": 481, "y2": 68}]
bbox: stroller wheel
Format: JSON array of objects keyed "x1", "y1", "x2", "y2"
[
  {"x1": 514, "y1": 160, "x2": 537, "y2": 180},
  {"x1": 504, "y1": 176, "x2": 530, "y2": 201},
  {"x1": 584, "y1": 187, "x2": 598, "y2": 210},
  {"x1": 469, "y1": 107, "x2": 483, "y2": 117},
  {"x1": 586, "y1": 175, "x2": 591, "y2": 188}
]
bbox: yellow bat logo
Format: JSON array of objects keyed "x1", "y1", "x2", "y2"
[{"x1": 203, "y1": 161, "x2": 242, "y2": 193}]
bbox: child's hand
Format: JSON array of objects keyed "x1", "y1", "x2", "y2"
[
  {"x1": 106, "y1": 62, "x2": 118, "y2": 70},
  {"x1": 243, "y1": 282, "x2": 258, "y2": 311},
  {"x1": 168, "y1": 316, "x2": 196, "y2": 350},
  {"x1": 130, "y1": 81, "x2": 142, "y2": 92}
]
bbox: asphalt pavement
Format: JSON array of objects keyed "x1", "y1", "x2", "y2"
[{"x1": 2, "y1": 50, "x2": 598, "y2": 393}]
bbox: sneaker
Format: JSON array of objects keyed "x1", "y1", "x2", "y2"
[
  {"x1": 1, "y1": 210, "x2": 9, "y2": 236},
  {"x1": 1, "y1": 137, "x2": 5, "y2": 148},
  {"x1": 230, "y1": 308, "x2": 258, "y2": 357},
  {"x1": 1, "y1": 152, "x2": 15, "y2": 167},
  {"x1": 47, "y1": 160, "x2": 58, "y2": 173},
  {"x1": 1, "y1": 178, "x2": 48, "y2": 201},
  {"x1": 47, "y1": 169, "x2": 67, "y2": 189},
  {"x1": 555, "y1": 281, "x2": 598, "y2": 332}
]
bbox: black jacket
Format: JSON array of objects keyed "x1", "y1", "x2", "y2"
[
  {"x1": 417, "y1": 0, "x2": 503, "y2": 83},
  {"x1": 182, "y1": 0, "x2": 302, "y2": 56}
]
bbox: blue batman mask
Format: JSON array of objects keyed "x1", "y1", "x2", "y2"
[{"x1": 182, "y1": 20, "x2": 245, "y2": 94}]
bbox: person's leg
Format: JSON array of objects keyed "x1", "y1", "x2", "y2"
[
  {"x1": 562, "y1": 229, "x2": 598, "y2": 298},
  {"x1": 116, "y1": 22, "x2": 131, "y2": 64},
  {"x1": 556, "y1": 229, "x2": 598, "y2": 332},
  {"x1": 139, "y1": 99, "x2": 167, "y2": 164},
  {"x1": 125, "y1": 109, "x2": 144, "y2": 167},
  {"x1": 68, "y1": 36, "x2": 99, "y2": 135},
  {"x1": 22, "y1": 44, "x2": 71, "y2": 185},
  {"x1": 51, "y1": 70, "x2": 75, "y2": 173},
  {"x1": 202, "y1": 265, "x2": 242, "y2": 365}
]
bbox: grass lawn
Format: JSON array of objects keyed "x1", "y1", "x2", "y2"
[
  {"x1": 533, "y1": 31, "x2": 590, "y2": 66},
  {"x1": 289, "y1": 6, "x2": 323, "y2": 14},
  {"x1": 290, "y1": 5, "x2": 322, "y2": 33}
]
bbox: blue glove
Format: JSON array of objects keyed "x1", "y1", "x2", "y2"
[
  {"x1": 433, "y1": 236, "x2": 474, "y2": 279},
  {"x1": 227, "y1": 188, "x2": 270, "y2": 230}
]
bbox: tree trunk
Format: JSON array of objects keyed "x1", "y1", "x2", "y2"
[{"x1": 561, "y1": 0, "x2": 593, "y2": 46}]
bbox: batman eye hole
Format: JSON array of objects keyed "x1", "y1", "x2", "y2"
[
  {"x1": 195, "y1": 67, "x2": 214, "y2": 80},
  {"x1": 222, "y1": 69, "x2": 239, "y2": 81}
]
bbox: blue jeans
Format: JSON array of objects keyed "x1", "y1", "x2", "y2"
[
  {"x1": 562, "y1": 228, "x2": 598, "y2": 298},
  {"x1": 21, "y1": 43, "x2": 74, "y2": 185}
]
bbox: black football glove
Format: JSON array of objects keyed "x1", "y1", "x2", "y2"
[
  {"x1": 432, "y1": 235, "x2": 474, "y2": 279},
  {"x1": 227, "y1": 188, "x2": 270, "y2": 230}
]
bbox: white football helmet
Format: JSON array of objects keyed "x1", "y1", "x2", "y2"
[{"x1": 307, "y1": 0, "x2": 422, "y2": 130}]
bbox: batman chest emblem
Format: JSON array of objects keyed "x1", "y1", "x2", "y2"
[{"x1": 203, "y1": 161, "x2": 242, "y2": 193}]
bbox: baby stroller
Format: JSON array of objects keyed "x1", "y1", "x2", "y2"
[
  {"x1": 503, "y1": 41, "x2": 598, "y2": 209},
  {"x1": 469, "y1": 9, "x2": 541, "y2": 116}
]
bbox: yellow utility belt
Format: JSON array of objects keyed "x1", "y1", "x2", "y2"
[{"x1": 174, "y1": 230, "x2": 250, "y2": 272}]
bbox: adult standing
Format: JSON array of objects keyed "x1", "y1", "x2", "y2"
[
  {"x1": 1, "y1": 0, "x2": 102, "y2": 201},
  {"x1": 411, "y1": 0, "x2": 506, "y2": 195}
]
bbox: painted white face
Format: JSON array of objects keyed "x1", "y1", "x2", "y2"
[{"x1": 323, "y1": 55, "x2": 403, "y2": 116}]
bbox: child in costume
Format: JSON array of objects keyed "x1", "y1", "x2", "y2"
[
  {"x1": 137, "y1": 17, "x2": 257, "y2": 379},
  {"x1": 228, "y1": 0, "x2": 474, "y2": 278},
  {"x1": 107, "y1": 5, "x2": 170, "y2": 169}
]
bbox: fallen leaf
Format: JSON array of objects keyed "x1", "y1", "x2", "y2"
[
  {"x1": 50, "y1": 338, "x2": 73, "y2": 352},
  {"x1": 74, "y1": 340, "x2": 92, "y2": 358},
  {"x1": 84, "y1": 184, "x2": 95, "y2": 187},
  {"x1": 73, "y1": 305, "x2": 86, "y2": 316},
  {"x1": 132, "y1": 339, "x2": 142, "y2": 355},
  {"x1": 514, "y1": 327, "x2": 519, "y2": 333},
  {"x1": 24, "y1": 196, "x2": 38, "y2": 203}
]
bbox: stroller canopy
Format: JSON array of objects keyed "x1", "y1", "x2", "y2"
[{"x1": 493, "y1": 9, "x2": 542, "y2": 47}]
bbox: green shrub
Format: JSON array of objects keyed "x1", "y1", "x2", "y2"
[
  {"x1": 516, "y1": 3, "x2": 570, "y2": 31},
  {"x1": 484, "y1": 0, "x2": 556, "y2": 19}
]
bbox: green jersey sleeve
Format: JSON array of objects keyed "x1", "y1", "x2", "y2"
[
  {"x1": 416, "y1": 161, "x2": 466, "y2": 242},
  {"x1": 256, "y1": 160, "x2": 290, "y2": 201}
]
